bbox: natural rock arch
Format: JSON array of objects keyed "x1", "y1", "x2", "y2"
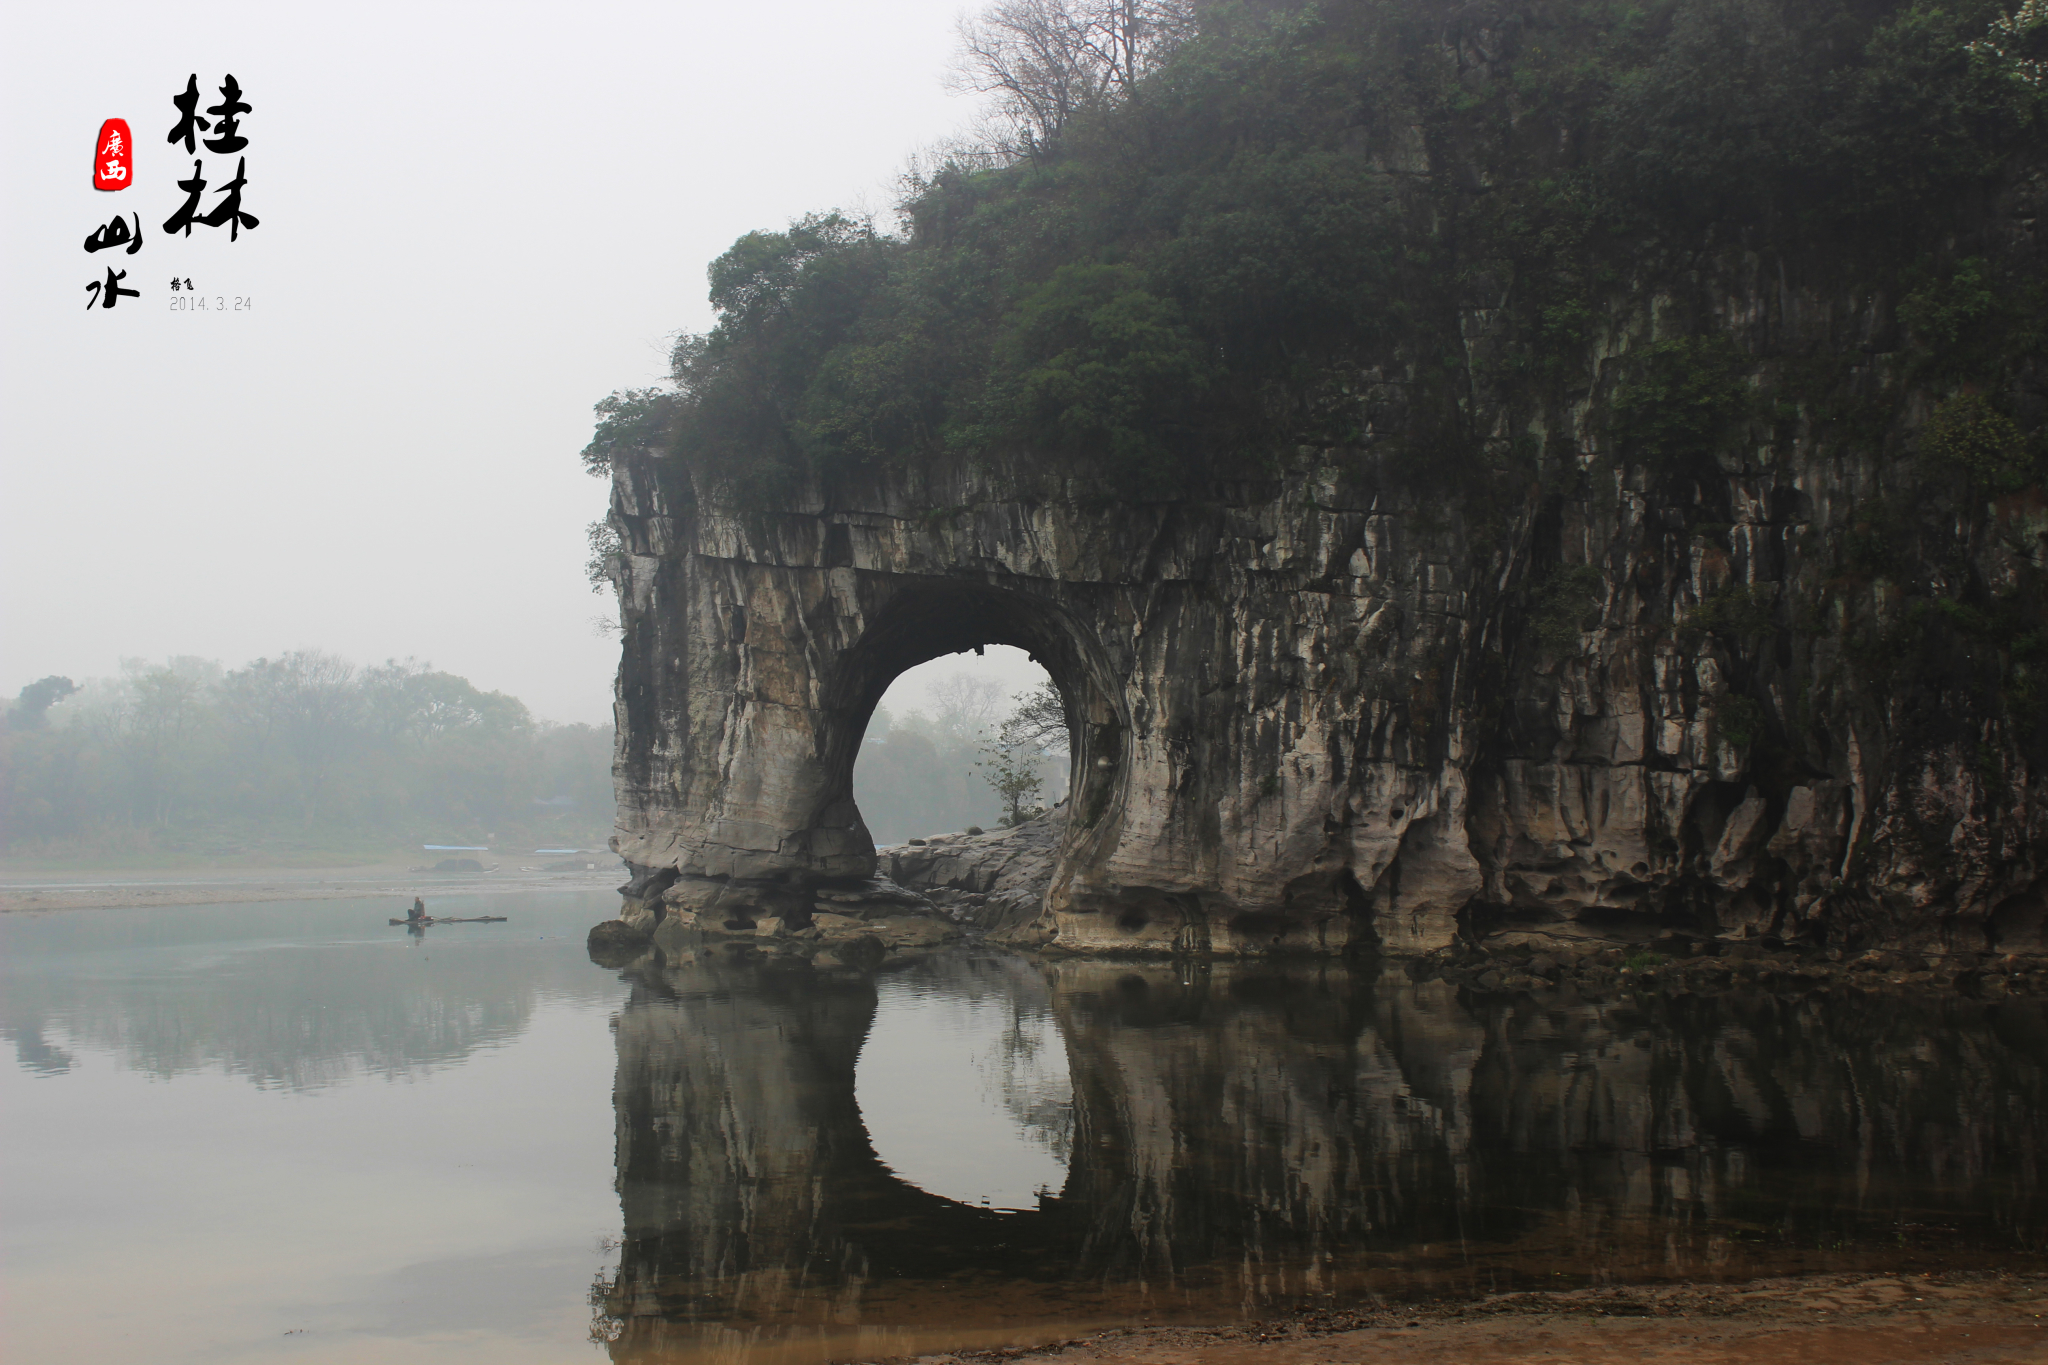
[
  {"x1": 605, "y1": 457, "x2": 1465, "y2": 954},
  {"x1": 592, "y1": 5, "x2": 2048, "y2": 959},
  {"x1": 821, "y1": 580, "x2": 1126, "y2": 876},
  {"x1": 604, "y1": 422, "x2": 2045, "y2": 956}
]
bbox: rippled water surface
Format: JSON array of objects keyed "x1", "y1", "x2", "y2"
[{"x1": 5, "y1": 899, "x2": 2046, "y2": 1365}]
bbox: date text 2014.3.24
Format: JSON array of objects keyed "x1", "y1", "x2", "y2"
[{"x1": 169, "y1": 295, "x2": 252, "y2": 312}]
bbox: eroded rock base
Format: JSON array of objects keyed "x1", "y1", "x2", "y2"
[{"x1": 597, "y1": 807, "x2": 2048, "y2": 967}]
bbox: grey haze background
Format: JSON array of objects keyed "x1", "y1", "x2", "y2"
[{"x1": 0, "y1": 0, "x2": 991, "y2": 725}]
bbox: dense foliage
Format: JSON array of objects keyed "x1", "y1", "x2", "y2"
[
  {"x1": 0, "y1": 654, "x2": 613, "y2": 858},
  {"x1": 585, "y1": 0, "x2": 2047, "y2": 502}
]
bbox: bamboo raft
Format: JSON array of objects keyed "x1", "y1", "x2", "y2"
[{"x1": 389, "y1": 915, "x2": 508, "y2": 926}]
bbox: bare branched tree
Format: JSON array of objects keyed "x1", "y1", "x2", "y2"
[
  {"x1": 950, "y1": 0, "x2": 1197, "y2": 156},
  {"x1": 997, "y1": 680, "x2": 1068, "y2": 755},
  {"x1": 896, "y1": 129, "x2": 1016, "y2": 206},
  {"x1": 1075, "y1": 0, "x2": 1197, "y2": 95},
  {"x1": 924, "y1": 672, "x2": 1012, "y2": 744}
]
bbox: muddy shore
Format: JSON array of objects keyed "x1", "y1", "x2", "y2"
[{"x1": 914, "y1": 1271, "x2": 2048, "y2": 1365}]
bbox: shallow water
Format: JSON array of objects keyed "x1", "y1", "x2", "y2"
[{"x1": 5, "y1": 901, "x2": 2045, "y2": 1364}]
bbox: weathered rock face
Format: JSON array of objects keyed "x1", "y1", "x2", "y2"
[
  {"x1": 606, "y1": 452, "x2": 1478, "y2": 953},
  {"x1": 606, "y1": 275, "x2": 2047, "y2": 958},
  {"x1": 880, "y1": 807, "x2": 1066, "y2": 943}
]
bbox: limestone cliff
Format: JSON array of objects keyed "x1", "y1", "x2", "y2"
[
  {"x1": 595, "y1": 0, "x2": 2047, "y2": 957},
  {"x1": 603, "y1": 333, "x2": 2046, "y2": 955}
]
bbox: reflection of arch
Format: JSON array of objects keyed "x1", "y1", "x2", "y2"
[
  {"x1": 599, "y1": 947, "x2": 2048, "y2": 1361},
  {"x1": 818, "y1": 583, "x2": 1127, "y2": 878},
  {"x1": 855, "y1": 963, "x2": 1071, "y2": 1210},
  {"x1": 600, "y1": 951, "x2": 1091, "y2": 1353},
  {"x1": 597, "y1": 949, "x2": 1485, "y2": 1355}
]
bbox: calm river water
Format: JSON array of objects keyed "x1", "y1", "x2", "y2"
[{"x1": 4, "y1": 892, "x2": 2045, "y2": 1364}]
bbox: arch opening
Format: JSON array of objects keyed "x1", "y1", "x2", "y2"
[
  {"x1": 853, "y1": 646, "x2": 1062, "y2": 846},
  {"x1": 816, "y1": 583, "x2": 1127, "y2": 867}
]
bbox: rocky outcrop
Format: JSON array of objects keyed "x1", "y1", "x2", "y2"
[
  {"x1": 617, "y1": 870, "x2": 969, "y2": 963},
  {"x1": 880, "y1": 807, "x2": 1066, "y2": 943},
  {"x1": 602, "y1": 434, "x2": 2045, "y2": 955},
  {"x1": 599, "y1": 811, "x2": 1063, "y2": 963},
  {"x1": 601, "y1": 450, "x2": 1507, "y2": 955},
  {"x1": 601, "y1": 211, "x2": 2046, "y2": 961}
]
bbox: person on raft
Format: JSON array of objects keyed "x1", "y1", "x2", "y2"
[{"x1": 407, "y1": 897, "x2": 426, "y2": 923}]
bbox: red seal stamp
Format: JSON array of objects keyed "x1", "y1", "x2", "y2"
[{"x1": 93, "y1": 119, "x2": 133, "y2": 190}]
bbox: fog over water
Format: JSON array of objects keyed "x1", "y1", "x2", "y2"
[{"x1": 1, "y1": 0, "x2": 980, "y2": 724}]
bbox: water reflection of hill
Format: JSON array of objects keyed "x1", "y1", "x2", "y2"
[
  {"x1": 0, "y1": 893, "x2": 622, "y2": 1090},
  {"x1": 598, "y1": 948, "x2": 2048, "y2": 1365}
]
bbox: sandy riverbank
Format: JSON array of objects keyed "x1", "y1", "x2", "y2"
[
  {"x1": 0, "y1": 862, "x2": 624, "y2": 912},
  {"x1": 919, "y1": 1272, "x2": 2047, "y2": 1365}
]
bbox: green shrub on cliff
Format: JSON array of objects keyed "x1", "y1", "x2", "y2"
[
  {"x1": 1684, "y1": 584, "x2": 1780, "y2": 644},
  {"x1": 1000, "y1": 262, "x2": 1220, "y2": 488},
  {"x1": 1898, "y1": 259, "x2": 1999, "y2": 356},
  {"x1": 581, "y1": 388, "x2": 676, "y2": 479},
  {"x1": 1529, "y1": 564, "x2": 1606, "y2": 653},
  {"x1": 1609, "y1": 336, "x2": 1752, "y2": 472},
  {"x1": 1921, "y1": 392, "x2": 2033, "y2": 490}
]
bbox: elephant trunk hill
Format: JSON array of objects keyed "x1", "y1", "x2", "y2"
[{"x1": 592, "y1": 0, "x2": 2048, "y2": 958}]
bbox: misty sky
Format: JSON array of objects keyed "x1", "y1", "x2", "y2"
[{"x1": 1, "y1": 0, "x2": 1005, "y2": 724}]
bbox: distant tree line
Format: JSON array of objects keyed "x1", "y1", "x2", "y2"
[
  {"x1": 1, "y1": 653, "x2": 613, "y2": 856},
  {"x1": 854, "y1": 674, "x2": 1068, "y2": 844}
]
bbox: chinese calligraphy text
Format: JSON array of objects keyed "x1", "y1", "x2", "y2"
[
  {"x1": 161, "y1": 76, "x2": 258, "y2": 241},
  {"x1": 84, "y1": 213, "x2": 144, "y2": 255},
  {"x1": 86, "y1": 268, "x2": 139, "y2": 310},
  {"x1": 93, "y1": 118, "x2": 133, "y2": 191}
]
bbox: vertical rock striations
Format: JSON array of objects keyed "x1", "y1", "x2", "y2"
[{"x1": 605, "y1": 323, "x2": 2045, "y2": 955}]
